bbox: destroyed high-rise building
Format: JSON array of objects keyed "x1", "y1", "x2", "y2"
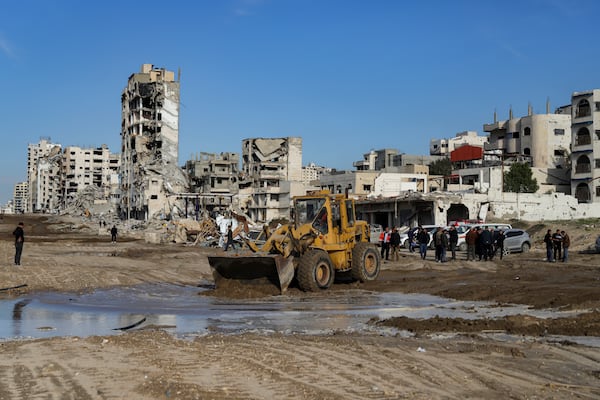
[
  {"x1": 27, "y1": 138, "x2": 62, "y2": 213},
  {"x1": 119, "y1": 64, "x2": 188, "y2": 220},
  {"x1": 239, "y1": 137, "x2": 305, "y2": 222},
  {"x1": 61, "y1": 145, "x2": 120, "y2": 209}
]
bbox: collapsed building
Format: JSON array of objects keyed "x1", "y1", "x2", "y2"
[
  {"x1": 183, "y1": 152, "x2": 240, "y2": 217},
  {"x1": 119, "y1": 64, "x2": 188, "y2": 221},
  {"x1": 61, "y1": 144, "x2": 120, "y2": 210},
  {"x1": 239, "y1": 137, "x2": 313, "y2": 223}
]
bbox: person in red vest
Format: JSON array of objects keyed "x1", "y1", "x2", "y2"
[{"x1": 380, "y1": 227, "x2": 391, "y2": 261}]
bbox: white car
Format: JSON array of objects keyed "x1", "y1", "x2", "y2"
[
  {"x1": 501, "y1": 228, "x2": 531, "y2": 253},
  {"x1": 370, "y1": 224, "x2": 383, "y2": 245}
]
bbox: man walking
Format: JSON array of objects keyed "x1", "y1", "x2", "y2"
[{"x1": 13, "y1": 222, "x2": 25, "y2": 266}]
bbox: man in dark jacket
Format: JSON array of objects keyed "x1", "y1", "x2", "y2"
[
  {"x1": 110, "y1": 225, "x2": 118, "y2": 243},
  {"x1": 448, "y1": 226, "x2": 458, "y2": 261},
  {"x1": 434, "y1": 227, "x2": 446, "y2": 262},
  {"x1": 417, "y1": 227, "x2": 430, "y2": 260},
  {"x1": 13, "y1": 222, "x2": 25, "y2": 266},
  {"x1": 494, "y1": 230, "x2": 506, "y2": 260},
  {"x1": 479, "y1": 227, "x2": 493, "y2": 261},
  {"x1": 390, "y1": 227, "x2": 401, "y2": 261},
  {"x1": 544, "y1": 229, "x2": 554, "y2": 262},
  {"x1": 552, "y1": 229, "x2": 563, "y2": 262},
  {"x1": 407, "y1": 228, "x2": 416, "y2": 253},
  {"x1": 224, "y1": 225, "x2": 236, "y2": 251}
]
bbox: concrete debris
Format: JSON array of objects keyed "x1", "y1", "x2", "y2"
[{"x1": 141, "y1": 209, "x2": 253, "y2": 247}]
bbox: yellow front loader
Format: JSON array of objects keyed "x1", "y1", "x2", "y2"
[{"x1": 208, "y1": 191, "x2": 381, "y2": 293}]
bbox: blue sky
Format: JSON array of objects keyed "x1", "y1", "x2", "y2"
[{"x1": 1, "y1": 0, "x2": 598, "y2": 204}]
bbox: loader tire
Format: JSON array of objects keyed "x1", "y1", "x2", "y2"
[
  {"x1": 297, "y1": 249, "x2": 334, "y2": 291},
  {"x1": 351, "y1": 242, "x2": 381, "y2": 282}
]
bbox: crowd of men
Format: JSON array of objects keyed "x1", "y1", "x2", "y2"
[
  {"x1": 543, "y1": 228, "x2": 571, "y2": 262},
  {"x1": 377, "y1": 224, "x2": 561, "y2": 263}
]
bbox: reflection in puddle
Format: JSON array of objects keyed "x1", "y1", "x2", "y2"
[{"x1": 0, "y1": 283, "x2": 597, "y2": 347}]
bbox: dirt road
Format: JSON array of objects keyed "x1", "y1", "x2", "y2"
[{"x1": 0, "y1": 214, "x2": 599, "y2": 399}]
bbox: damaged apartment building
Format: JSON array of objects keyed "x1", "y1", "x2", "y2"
[
  {"x1": 27, "y1": 138, "x2": 62, "y2": 213},
  {"x1": 25, "y1": 139, "x2": 120, "y2": 214},
  {"x1": 184, "y1": 152, "x2": 240, "y2": 213},
  {"x1": 239, "y1": 137, "x2": 310, "y2": 222},
  {"x1": 119, "y1": 64, "x2": 188, "y2": 221},
  {"x1": 60, "y1": 144, "x2": 120, "y2": 209}
]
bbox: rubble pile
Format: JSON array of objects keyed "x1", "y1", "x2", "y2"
[
  {"x1": 172, "y1": 218, "x2": 220, "y2": 245},
  {"x1": 61, "y1": 186, "x2": 118, "y2": 224}
]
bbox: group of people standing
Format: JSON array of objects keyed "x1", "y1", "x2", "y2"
[
  {"x1": 380, "y1": 225, "x2": 460, "y2": 263},
  {"x1": 414, "y1": 226, "x2": 459, "y2": 262},
  {"x1": 543, "y1": 229, "x2": 570, "y2": 262},
  {"x1": 379, "y1": 224, "x2": 572, "y2": 264},
  {"x1": 464, "y1": 226, "x2": 505, "y2": 261},
  {"x1": 379, "y1": 227, "x2": 401, "y2": 261},
  {"x1": 409, "y1": 225, "x2": 508, "y2": 263}
]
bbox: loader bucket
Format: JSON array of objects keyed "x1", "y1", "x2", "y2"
[{"x1": 207, "y1": 254, "x2": 295, "y2": 294}]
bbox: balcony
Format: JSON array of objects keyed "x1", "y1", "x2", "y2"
[
  {"x1": 575, "y1": 163, "x2": 591, "y2": 174},
  {"x1": 575, "y1": 136, "x2": 592, "y2": 146}
]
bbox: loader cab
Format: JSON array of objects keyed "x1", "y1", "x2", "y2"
[
  {"x1": 313, "y1": 206, "x2": 329, "y2": 234},
  {"x1": 344, "y1": 199, "x2": 355, "y2": 227},
  {"x1": 295, "y1": 196, "x2": 328, "y2": 234},
  {"x1": 294, "y1": 193, "x2": 360, "y2": 241}
]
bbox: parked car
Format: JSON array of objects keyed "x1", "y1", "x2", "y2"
[
  {"x1": 595, "y1": 235, "x2": 600, "y2": 253},
  {"x1": 370, "y1": 224, "x2": 383, "y2": 245},
  {"x1": 456, "y1": 223, "x2": 513, "y2": 251},
  {"x1": 499, "y1": 228, "x2": 531, "y2": 254}
]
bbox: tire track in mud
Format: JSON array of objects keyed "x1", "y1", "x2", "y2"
[
  {"x1": 2, "y1": 361, "x2": 95, "y2": 400},
  {"x1": 198, "y1": 335, "x2": 405, "y2": 399},
  {"x1": 0, "y1": 337, "x2": 148, "y2": 400},
  {"x1": 194, "y1": 335, "x2": 600, "y2": 400},
  {"x1": 0, "y1": 332, "x2": 598, "y2": 399}
]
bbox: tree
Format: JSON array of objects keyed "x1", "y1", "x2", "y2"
[
  {"x1": 503, "y1": 162, "x2": 539, "y2": 193},
  {"x1": 429, "y1": 157, "x2": 452, "y2": 177}
]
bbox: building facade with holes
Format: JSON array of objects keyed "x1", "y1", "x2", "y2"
[{"x1": 571, "y1": 89, "x2": 600, "y2": 203}]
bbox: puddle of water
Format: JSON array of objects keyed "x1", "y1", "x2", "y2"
[{"x1": 0, "y1": 283, "x2": 597, "y2": 347}]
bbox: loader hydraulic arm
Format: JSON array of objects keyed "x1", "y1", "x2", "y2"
[{"x1": 245, "y1": 223, "x2": 317, "y2": 256}]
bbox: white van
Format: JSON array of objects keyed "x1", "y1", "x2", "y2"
[{"x1": 456, "y1": 223, "x2": 512, "y2": 251}]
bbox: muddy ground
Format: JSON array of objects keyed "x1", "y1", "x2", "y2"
[{"x1": 0, "y1": 214, "x2": 599, "y2": 399}]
